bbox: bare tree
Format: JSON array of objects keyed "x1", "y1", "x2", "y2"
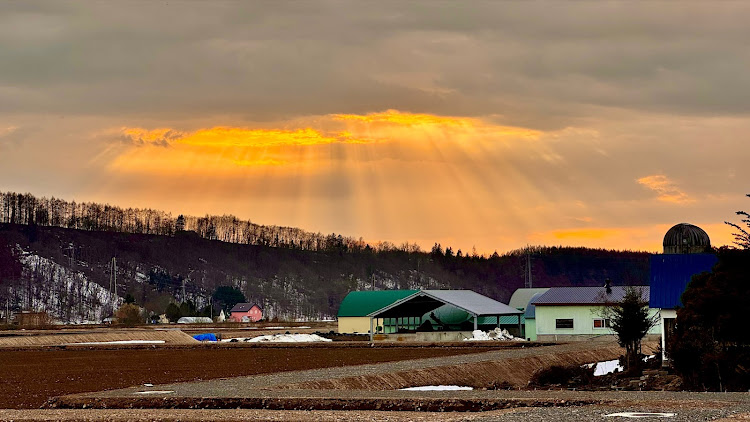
[{"x1": 725, "y1": 193, "x2": 750, "y2": 249}]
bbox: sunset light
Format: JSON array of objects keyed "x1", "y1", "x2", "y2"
[
  {"x1": 1, "y1": 2, "x2": 747, "y2": 255},
  {"x1": 1, "y1": 3, "x2": 749, "y2": 408}
]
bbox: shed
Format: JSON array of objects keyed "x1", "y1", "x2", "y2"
[
  {"x1": 367, "y1": 289, "x2": 522, "y2": 341},
  {"x1": 229, "y1": 303, "x2": 263, "y2": 322},
  {"x1": 14, "y1": 311, "x2": 51, "y2": 327}
]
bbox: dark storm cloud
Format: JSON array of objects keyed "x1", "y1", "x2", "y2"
[{"x1": 1, "y1": 2, "x2": 750, "y2": 126}]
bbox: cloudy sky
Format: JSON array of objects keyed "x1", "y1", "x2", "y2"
[{"x1": 1, "y1": 2, "x2": 749, "y2": 253}]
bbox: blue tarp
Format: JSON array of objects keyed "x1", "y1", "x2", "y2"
[
  {"x1": 649, "y1": 253, "x2": 717, "y2": 309},
  {"x1": 193, "y1": 333, "x2": 218, "y2": 342}
]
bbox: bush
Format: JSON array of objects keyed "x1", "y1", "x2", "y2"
[
  {"x1": 115, "y1": 303, "x2": 143, "y2": 326},
  {"x1": 529, "y1": 364, "x2": 596, "y2": 387}
]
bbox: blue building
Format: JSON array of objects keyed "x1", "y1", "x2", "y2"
[{"x1": 650, "y1": 223, "x2": 717, "y2": 364}]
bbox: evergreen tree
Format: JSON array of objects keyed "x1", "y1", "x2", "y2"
[
  {"x1": 602, "y1": 287, "x2": 657, "y2": 370},
  {"x1": 175, "y1": 214, "x2": 185, "y2": 232},
  {"x1": 212, "y1": 286, "x2": 246, "y2": 313},
  {"x1": 165, "y1": 303, "x2": 181, "y2": 322}
]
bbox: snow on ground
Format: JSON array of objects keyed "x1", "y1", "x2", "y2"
[
  {"x1": 463, "y1": 328, "x2": 524, "y2": 341},
  {"x1": 221, "y1": 334, "x2": 332, "y2": 343},
  {"x1": 134, "y1": 390, "x2": 174, "y2": 395},
  {"x1": 64, "y1": 340, "x2": 166, "y2": 345},
  {"x1": 400, "y1": 385, "x2": 474, "y2": 391},
  {"x1": 16, "y1": 251, "x2": 120, "y2": 323},
  {"x1": 588, "y1": 359, "x2": 624, "y2": 376},
  {"x1": 587, "y1": 355, "x2": 654, "y2": 376}
]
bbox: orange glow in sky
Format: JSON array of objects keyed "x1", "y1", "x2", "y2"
[
  {"x1": 93, "y1": 110, "x2": 740, "y2": 254},
  {"x1": 2, "y1": 3, "x2": 748, "y2": 255}
]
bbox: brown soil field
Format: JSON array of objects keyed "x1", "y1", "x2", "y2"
[{"x1": 0, "y1": 345, "x2": 484, "y2": 409}]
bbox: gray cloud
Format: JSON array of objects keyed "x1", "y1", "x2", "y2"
[
  {"x1": 1, "y1": 2, "x2": 749, "y2": 251},
  {"x1": 118, "y1": 129, "x2": 183, "y2": 147},
  {"x1": 1, "y1": 2, "x2": 750, "y2": 126}
]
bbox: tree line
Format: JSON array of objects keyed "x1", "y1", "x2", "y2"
[{"x1": 0, "y1": 191, "x2": 420, "y2": 254}]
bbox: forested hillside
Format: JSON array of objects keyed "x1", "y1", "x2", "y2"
[{"x1": 0, "y1": 191, "x2": 651, "y2": 323}]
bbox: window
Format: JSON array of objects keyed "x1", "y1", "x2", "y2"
[
  {"x1": 555, "y1": 318, "x2": 574, "y2": 329},
  {"x1": 593, "y1": 318, "x2": 611, "y2": 329}
]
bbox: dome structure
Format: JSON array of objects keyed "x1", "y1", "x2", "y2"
[{"x1": 663, "y1": 223, "x2": 711, "y2": 254}]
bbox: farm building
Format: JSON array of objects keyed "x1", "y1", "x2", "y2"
[
  {"x1": 337, "y1": 290, "x2": 418, "y2": 334},
  {"x1": 337, "y1": 289, "x2": 522, "y2": 341},
  {"x1": 532, "y1": 286, "x2": 660, "y2": 341},
  {"x1": 650, "y1": 223, "x2": 717, "y2": 364},
  {"x1": 507, "y1": 288, "x2": 549, "y2": 341},
  {"x1": 229, "y1": 303, "x2": 263, "y2": 322},
  {"x1": 13, "y1": 311, "x2": 51, "y2": 327}
]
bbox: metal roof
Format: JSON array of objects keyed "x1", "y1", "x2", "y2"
[
  {"x1": 649, "y1": 253, "x2": 717, "y2": 308},
  {"x1": 369, "y1": 289, "x2": 522, "y2": 317},
  {"x1": 523, "y1": 291, "x2": 547, "y2": 319},
  {"x1": 229, "y1": 303, "x2": 262, "y2": 313},
  {"x1": 508, "y1": 288, "x2": 550, "y2": 310},
  {"x1": 532, "y1": 286, "x2": 650, "y2": 306},
  {"x1": 337, "y1": 290, "x2": 419, "y2": 317}
]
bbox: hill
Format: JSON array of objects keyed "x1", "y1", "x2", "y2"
[
  {"x1": 0, "y1": 191, "x2": 651, "y2": 322},
  {"x1": 0, "y1": 222, "x2": 649, "y2": 323}
]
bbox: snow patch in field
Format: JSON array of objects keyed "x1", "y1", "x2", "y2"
[
  {"x1": 605, "y1": 412, "x2": 675, "y2": 418},
  {"x1": 65, "y1": 340, "x2": 166, "y2": 345},
  {"x1": 587, "y1": 359, "x2": 624, "y2": 376},
  {"x1": 221, "y1": 334, "x2": 332, "y2": 343},
  {"x1": 400, "y1": 385, "x2": 473, "y2": 391},
  {"x1": 463, "y1": 328, "x2": 524, "y2": 341},
  {"x1": 135, "y1": 390, "x2": 174, "y2": 395}
]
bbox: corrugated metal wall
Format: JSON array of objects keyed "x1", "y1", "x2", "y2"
[{"x1": 649, "y1": 253, "x2": 717, "y2": 309}]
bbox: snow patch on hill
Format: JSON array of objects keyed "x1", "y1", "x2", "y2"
[{"x1": 12, "y1": 249, "x2": 120, "y2": 323}]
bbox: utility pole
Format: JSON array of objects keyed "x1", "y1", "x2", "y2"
[
  {"x1": 109, "y1": 257, "x2": 117, "y2": 312},
  {"x1": 417, "y1": 258, "x2": 421, "y2": 288},
  {"x1": 65, "y1": 243, "x2": 75, "y2": 268},
  {"x1": 182, "y1": 269, "x2": 195, "y2": 304},
  {"x1": 524, "y1": 246, "x2": 533, "y2": 289}
]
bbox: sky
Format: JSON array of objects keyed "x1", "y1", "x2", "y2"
[{"x1": 1, "y1": 2, "x2": 749, "y2": 254}]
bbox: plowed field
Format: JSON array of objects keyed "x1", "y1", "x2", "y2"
[{"x1": 0, "y1": 346, "x2": 483, "y2": 408}]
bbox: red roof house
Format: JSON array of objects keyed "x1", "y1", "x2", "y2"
[{"x1": 229, "y1": 303, "x2": 263, "y2": 322}]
